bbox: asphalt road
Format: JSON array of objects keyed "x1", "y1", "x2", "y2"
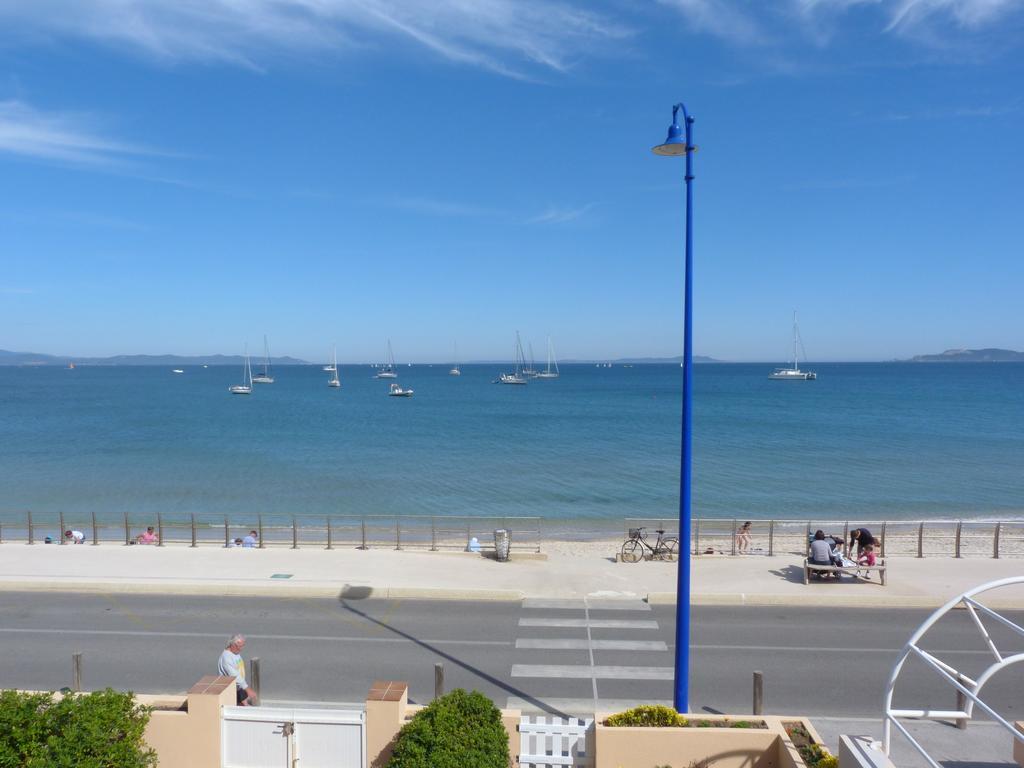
[{"x1": 0, "y1": 592, "x2": 1020, "y2": 720}]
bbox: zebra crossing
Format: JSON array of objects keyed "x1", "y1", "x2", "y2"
[{"x1": 506, "y1": 596, "x2": 673, "y2": 713}]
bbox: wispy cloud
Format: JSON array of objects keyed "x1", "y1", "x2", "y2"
[
  {"x1": 0, "y1": 287, "x2": 35, "y2": 295},
  {"x1": 389, "y1": 196, "x2": 498, "y2": 217},
  {"x1": 656, "y1": 0, "x2": 768, "y2": 45},
  {"x1": 0, "y1": 100, "x2": 153, "y2": 168},
  {"x1": 529, "y1": 203, "x2": 595, "y2": 224},
  {"x1": 0, "y1": 1, "x2": 630, "y2": 79},
  {"x1": 657, "y1": 0, "x2": 1023, "y2": 51}
]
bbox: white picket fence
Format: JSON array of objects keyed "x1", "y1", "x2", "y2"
[
  {"x1": 519, "y1": 715, "x2": 594, "y2": 767},
  {"x1": 222, "y1": 706, "x2": 366, "y2": 768}
]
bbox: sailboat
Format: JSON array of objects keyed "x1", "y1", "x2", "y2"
[
  {"x1": 449, "y1": 342, "x2": 461, "y2": 376},
  {"x1": 769, "y1": 312, "x2": 817, "y2": 381},
  {"x1": 252, "y1": 335, "x2": 274, "y2": 384},
  {"x1": 498, "y1": 332, "x2": 529, "y2": 385},
  {"x1": 228, "y1": 347, "x2": 253, "y2": 394},
  {"x1": 327, "y1": 345, "x2": 341, "y2": 388},
  {"x1": 535, "y1": 337, "x2": 560, "y2": 379},
  {"x1": 375, "y1": 340, "x2": 399, "y2": 379},
  {"x1": 522, "y1": 342, "x2": 538, "y2": 378}
]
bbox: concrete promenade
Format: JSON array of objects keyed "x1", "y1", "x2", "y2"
[{"x1": 1, "y1": 542, "x2": 1022, "y2": 606}]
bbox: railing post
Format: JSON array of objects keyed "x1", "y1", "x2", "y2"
[
  {"x1": 326, "y1": 516, "x2": 333, "y2": 550},
  {"x1": 917, "y1": 522, "x2": 924, "y2": 558},
  {"x1": 842, "y1": 521, "x2": 850, "y2": 557},
  {"x1": 753, "y1": 670, "x2": 763, "y2": 716},
  {"x1": 768, "y1": 520, "x2": 775, "y2": 557},
  {"x1": 292, "y1": 516, "x2": 298, "y2": 549},
  {"x1": 880, "y1": 522, "x2": 887, "y2": 558},
  {"x1": 431, "y1": 517, "x2": 437, "y2": 552},
  {"x1": 805, "y1": 522, "x2": 811, "y2": 558},
  {"x1": 434, "y1": 662, "x2": 445, "y2": 700},
  {"x1": 361, "y1": 518, "x2": 367, "y2": 550},
  {"x1": 536, "y1": 516, "x2": 542, "y2": 554},
  {"x1": 994, "y1": 522, "x2": 1001, "y2": 559},
  {"x1": 27, "y1": 511, "x2": 34, "y2": 545},
  {"x1": 124, "y1": 512, "x2": 130, "y2": 546},
  {"x1": 157, "y1": 512, "x2": 164, "y2": 546},
  {"x1": 466, "y1": 521, "x2": 471, "y2": 550},
  {"x1": 955, "y1": 674, "x2": 967, "y2": 730},
  {"x1": 91, "y1": 511, "x2": 98, "y2": 546},
  {"x1": 72, "y1": 652, "x2": 83, "y2": 692},
  {"x1": 224, "y1": 516, "x2": 229, "y2": 548},
  {"x1": 251, "y1": 657, "x2": 261, "y2": 702},
  {"x1": 694, "y1": 518, "x2": 701, "y2": 556},
  {"x1": 258, "y1": 515, "x2": 265, "y2": 549},
  {"x1": 59, "y1": 511, "x2": 66, "y2": 545},
  {"x1": 731, "y1": 518, "x2": 737, "y2": 556},
  {"x1": 395, "y1": 518, "x2": 401, "y2": 550},
  {"x1": 190, "y1": 514, "x2": 197, "y2": 548},
  {"x1": 954, "y1": 521, "x2": 962, "y2": 558}
]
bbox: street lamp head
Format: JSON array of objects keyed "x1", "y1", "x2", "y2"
[{"x1": 652, "y1": 119, "x2": 687, "y2": 156}]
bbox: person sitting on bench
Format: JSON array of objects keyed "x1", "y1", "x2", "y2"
[{"x1": 809, "y1": 530, "x2": 842, "y2": 579}]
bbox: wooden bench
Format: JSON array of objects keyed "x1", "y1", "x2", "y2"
[{"x1": 803, "y1": 558, "x2": 887, "y2": 586}]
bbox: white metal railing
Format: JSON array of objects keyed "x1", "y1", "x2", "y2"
[{"x1": 882, "y1": 576, "x2": 1024, "y2": 768}]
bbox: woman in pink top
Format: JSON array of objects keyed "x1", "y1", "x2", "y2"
[{"x1": 136, "y1": 526, "x2": 158, "y2": 545}]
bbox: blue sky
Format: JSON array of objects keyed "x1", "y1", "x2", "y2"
[{"x1": 1, "y1": 0, "x2": 1022, "y2": 363}]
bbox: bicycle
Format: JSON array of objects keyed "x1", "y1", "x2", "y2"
[{"x1": 620, "y1": 527, "x2": 678, "y2": 563}]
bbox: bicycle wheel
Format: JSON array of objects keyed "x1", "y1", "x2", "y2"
[
  {"x1": 657, "y1": 538, "x2": 678, "y2": 562},
  {"x1": 620, "y1": 540, "x2": 643, "y2": 563}
]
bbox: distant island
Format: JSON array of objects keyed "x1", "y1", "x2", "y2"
[
  {"x1": 1, "y1": 349, "x2": 718, "y2": 366},
  {"x1": 904, "y1": 348, "x2": 1024, "y2": 363},
  {"x1": 0, "y1": 350, "x2": 309, "y2": 366}
]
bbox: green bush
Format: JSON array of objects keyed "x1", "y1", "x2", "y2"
[
  {"x1": 387, "y1": 689, "x2": 509, "y2": 768},
  {"x1": 604, "y1": 705, "x2": 686, "y2": 728},
  {"x1": 0, "y1": 689, "x2": 156, "y2": 768}
]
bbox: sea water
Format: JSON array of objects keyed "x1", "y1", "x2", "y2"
[{"x1": 1, "y1": 363, "x2": 1022, "y2": 528}]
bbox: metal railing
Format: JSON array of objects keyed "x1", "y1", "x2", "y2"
[
  {"x1": 0, "y1": 512, "x2": 543, "y2": 553},
  {"x1": 623, "y1": 517, "x2": 1024, "y2": 559}
]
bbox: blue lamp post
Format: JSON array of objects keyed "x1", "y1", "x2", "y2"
[{"x1": 652, "y1": 102, "x2": 695, "y2": 714}]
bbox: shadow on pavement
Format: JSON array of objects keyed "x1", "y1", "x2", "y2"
[{"x1": 338, "y1": 594, "x2": 572, "y2": 718}]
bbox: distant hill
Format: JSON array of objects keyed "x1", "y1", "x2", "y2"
[
  {"x1": 0, "y1": 350, "x2": 309, "y2": 366},
  {"x1": 905, "y1": 348, "x2": 1024, "y2": 363}
]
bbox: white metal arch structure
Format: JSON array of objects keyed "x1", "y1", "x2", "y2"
[{"x1": 883, "y1": 576, "x2": 1024, "y2": 767}]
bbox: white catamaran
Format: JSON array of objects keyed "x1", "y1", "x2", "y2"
[
  {"x1": 252, "y1": 335, "x2": 274, "y2": 384},
  {"x1": 228, "y1": 347, "x2": 253, "y2": 394},
  {"x1": 769, "y1": 312, "x2": 817, "y2": 381},
  {"x1": 498, "y1": 332, "x2": 529, "y2": 385},
  {"x1": 327, "y1": 345, "x2": 341, "y2": 388},
  {"x1": 535, "y1": 336, "x2": 560, "y2": 379},
  {"x1": 376, "y1": 340, "x2": 399, "y2": 379}
]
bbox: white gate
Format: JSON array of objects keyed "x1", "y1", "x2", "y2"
[
  {"x1": 519, "y1": 715, "x2": 594, "y2": 767},
  {"x1": 223, "y1": 706, "x2": 366, "y2": 768}
]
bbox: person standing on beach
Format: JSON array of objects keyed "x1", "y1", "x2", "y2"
[
  {"x1": 735, "y1": 522, "x2": 752, "y2": 554},
  {"x1": 218, "y1": 634, "x2": 258, "y2": 706}
]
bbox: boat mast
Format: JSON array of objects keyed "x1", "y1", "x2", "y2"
[
  {"x1": 263, "y1": 334, "x2": 271, "y2": 377},
  {"x1": 792, "y1": 311, "x2": 799, "y2": 371}
]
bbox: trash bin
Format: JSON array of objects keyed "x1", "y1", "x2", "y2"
[{"x1": 494, "y1": 529, "x2": 511, "y2": 562}]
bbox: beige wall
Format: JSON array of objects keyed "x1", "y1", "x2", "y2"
[{"x1": 141, "y1": 677, "x2": 236, "y2": 768}]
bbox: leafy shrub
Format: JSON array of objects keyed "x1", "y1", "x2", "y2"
[
  {"x1": 0, "y1": 689, "x2": 156, "y2": 768},
  {"x1": 387, "y1": 689, "x2": 509, "y2": 768},
  {"x1": 604, "y1": 705, "x2": 686, "y2": 728}
]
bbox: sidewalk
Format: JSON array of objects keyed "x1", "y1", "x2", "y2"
[{"x1": 1, "y1": 542, "x2": 1022, "y2": 606}]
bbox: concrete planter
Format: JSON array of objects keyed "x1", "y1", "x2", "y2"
[{"x1": 594, "y1": 714, "x2": 823, "y2": 768}]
